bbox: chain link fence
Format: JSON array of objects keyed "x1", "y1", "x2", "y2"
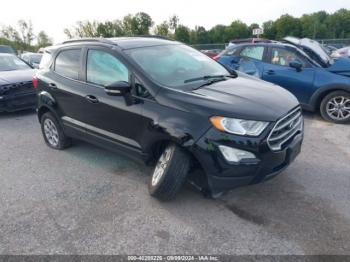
[
  {"x1": 191, "y1": 43, "x2": 227, "y2": 51},
  {"x1": 317, "y1": 39, "x2": 350, "y2": 48},
  {"x1": 191, "y1": 39, "x2": 350, "y2": 52}
]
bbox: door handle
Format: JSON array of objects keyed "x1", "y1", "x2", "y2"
[
  {"x1": 48, "y1": 83, "x2": 57, "y2": 89},
  {"x1": 266, "y1": 70, "x2": 275, "y2": 75},
  {"x1": 85, "y1": 95, "x2": 99, "y2": 104}
]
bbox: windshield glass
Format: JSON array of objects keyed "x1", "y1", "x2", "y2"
[
  {"x1": 126, "y1": 44, "x2": 228, "y2": 88},
  {"x1": 30, "y1": 54, "x2": 43, "y2": 64},
  {"x1": 0, "y1": 55, "x2": 31, "y2": 71},
  {"x1": 0, "y1": 45, "x2": 15, "y2": 54}
]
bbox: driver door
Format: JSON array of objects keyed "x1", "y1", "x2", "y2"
[
  {"x1": 80, "y1": 47, "x2": 145, "y2": 151},
  {"x1": 262, "y1": 46, "x2": 315, "y2": 104}
]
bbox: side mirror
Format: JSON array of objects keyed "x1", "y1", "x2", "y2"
[
  {"x1": 105, "y1": 81, "x2": 133, "y2": 106},
  {"x1": 105, "y1": 81, "x2": 131, "y2": 96},
  {"x1": 289, "y1": 60, "x2": 303, "y2": 72}
]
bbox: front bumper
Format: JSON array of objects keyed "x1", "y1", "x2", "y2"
[
  {"x1": 192, "y1": 126, "x2": 303, "y2": 195},
  {"x1": 0, "y1": 91, "x2": 36, "y2": 112}
]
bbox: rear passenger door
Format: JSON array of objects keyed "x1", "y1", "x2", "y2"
[
  {"x1": 235, "y1": 45, "x2": 267, "y2": 78},
  {"x1": 48, "y1": 48, "x2": 90, "y2": 126}
]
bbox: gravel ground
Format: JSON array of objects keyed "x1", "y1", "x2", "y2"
[{"x1": 0, "y1": 110, "x2": 349, "y2": 255}]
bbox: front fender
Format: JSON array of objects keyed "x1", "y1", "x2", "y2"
[{"x1": 309, "y1": 84, "x2": 350, "y2": 110}]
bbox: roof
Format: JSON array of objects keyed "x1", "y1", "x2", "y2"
[
  {"x1": 108, "y1": 37, "x2": 178, "y2": 49},
  {"x1": 52, "y1": 36, "x2": 178, "y2": 51}
]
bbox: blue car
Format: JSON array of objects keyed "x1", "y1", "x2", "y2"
[{"x1": 215, "y1": 37, "x2": 350, "y2": 123}]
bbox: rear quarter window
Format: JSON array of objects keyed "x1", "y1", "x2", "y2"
[{"x1": 39, "y1": 52, "x2": 52, "y2": 69}]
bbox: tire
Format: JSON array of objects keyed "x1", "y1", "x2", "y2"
[
  {"x1": 40, "y1": 112, "x2": 72, "y2": 150},
  {"x1": 149, "y1": 143, "x2": 190, "y2": 201},
  {"x1": 320, "y1": 91, "x2": 350, "y2": 124}
]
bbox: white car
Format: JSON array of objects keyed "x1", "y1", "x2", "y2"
[
  {"x1": 331, "y1": 46, "x2": 350, "y2": 59},
  {"x1": 21, "y1": 52, "x2": 43, "y2": 69}
]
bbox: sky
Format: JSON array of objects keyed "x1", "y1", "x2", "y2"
[{"x1": 1, "y1": 0, "x2": 350, "y2": 43}]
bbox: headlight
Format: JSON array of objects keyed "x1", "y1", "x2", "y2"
[{"x1": 210, "y1": 116, "x2": 269, "y2": 136}]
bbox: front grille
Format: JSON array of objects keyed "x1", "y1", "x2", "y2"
[
  {"x1": 267, "y1": 107, "x2": 303, "y2": 151},
  {"x1": 0, "y1": 81, "x2": 33, "y2": 96}
]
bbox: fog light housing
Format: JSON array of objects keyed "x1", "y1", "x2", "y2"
[{"x1": 219, "y1": 145, "x2": 257, "y2": 164}]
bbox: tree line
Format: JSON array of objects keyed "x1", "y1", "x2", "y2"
[
  {"x1": 1, "y1": 8, "x2": 350, "y2": 51},
  {"x1": 0, "y1": 20, "x2": 52, "y2": 52},
  {"x1": 64, "y1": 9, "x2": 350, "y2": 45}
]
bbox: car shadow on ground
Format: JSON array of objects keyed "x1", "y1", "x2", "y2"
[
  {"x1": 0, "y1": 109, "x2": 36, "y2": 120},
  {"x1": 4, "y1": 108, "x2": 348, "y2": 254}
]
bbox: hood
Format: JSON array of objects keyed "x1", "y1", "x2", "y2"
[
  {"x1": 159, "y1": 73, "x2": 299, "y2": 122},
  {"x1": 284, "y1": 36, "x2": 332, "y2": 66},
  {"x1": 0, "y1": 69, "x2": 36, "y2": 85},
  {"x1": 326, "y1": 57, "x2": 350, "y2": 77}
]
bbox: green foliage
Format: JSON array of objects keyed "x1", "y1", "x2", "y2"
[
  {"x1": 61, "y1": 9, "x2": 350, "y2": 44},
  {"x1": 274, "y1": 14, "x2": 302, "y2": 39},
  {"x1": 154, "y1": 21, "x2": 170, "y2": 37},
  {"x1": 37, "y1": 31, "x2": 53, "y2": 48},
  {"x1": 64, "y1": 12, "x2": 153, "y2": 38},
  {"x1": 174, "y1": 25, "x2": 190, "y2": 43},
  {"x1": 1, "y1": 9, "x2": 350, "y2": 53},
  {"x1": 0, "y1": 20, "x2": 51, "y2": 52}
]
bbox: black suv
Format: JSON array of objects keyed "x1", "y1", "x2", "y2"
[{"x1": 35, "y1": 37, "x2": 303, "y2": 200}]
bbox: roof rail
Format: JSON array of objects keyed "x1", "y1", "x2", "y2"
[
  {"x1": 132, "y1": 35, "x2": 175, "y2": 41},
  {"x1": 61, "y1": 38, "x2": 115, "y2": 45}
]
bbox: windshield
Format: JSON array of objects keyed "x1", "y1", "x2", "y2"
[
  {"x1": 0, "y1": 55, "x2": 31, "y2": 71},
  {"x1": 30, "y1": 54, "x2": 43, "y2": 64},
  {"x1": 126, "y1": 44, "x2": 228, "y2": 88},
  {"x1": 0, "y1": 45, "x2": 15, "y2": 54}
]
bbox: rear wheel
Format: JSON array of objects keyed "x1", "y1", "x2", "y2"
[
  {"x1": 41, "y1": 112, "x2": 72, "y2": 150},
  {"x1": 149, "y1": 143, "x2": 190, "y2": 201},
  {"x1": 320, "y1": 91, "x2": 350, "y2": 124}
]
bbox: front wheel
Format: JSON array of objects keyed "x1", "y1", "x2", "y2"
[
  {"x1": 149, "y1": 143, "x2": 190, "y2": 201},
  {"x1": 320, "y1": 91, "x2": 350, "y2": 124}
]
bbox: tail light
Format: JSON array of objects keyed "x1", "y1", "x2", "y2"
[
  {"x1": 213, "y1": 55, "x2": 220, "y2": 61},
  {"x1": 33, "y1": 76, "x2": 38, "y2": 89}
]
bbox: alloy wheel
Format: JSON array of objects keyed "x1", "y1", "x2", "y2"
[
  {"x1": 326, "y1": 96, "x2": 350, "y2": 121},
  {"x1": 151, "y1": 147, "x2": 173, "y2": 186},
  {"x1": 43, "y1": 118, "x2": 59, "y2": 147}
]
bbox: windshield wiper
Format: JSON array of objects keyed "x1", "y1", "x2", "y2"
[
  {"x1": 184, "y1": 74, "x2": 227, "y2": 83},
  {"x1": 192, "y1": 77, "x2": 227, "y2": 90}
]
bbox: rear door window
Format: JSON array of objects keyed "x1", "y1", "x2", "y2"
[
  {"x1": 240, "y1": 46, "x2": 265, "y2": 60},
  {"x1": 54, "y1": 49, "x2": 81, "y2": 80}
]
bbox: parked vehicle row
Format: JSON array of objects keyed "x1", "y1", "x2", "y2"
[
  {"x1": 331, "y1": 46, "x2": 350, "y2": 59},
  {"x1": 215, "y1": 37, "x2": 350, "y2": 123},
  {"x1": 34, "y1": 37, "x2": 303, "y2": 201},
  {"x1": 0, "y1": 54, "x2": 36, "y2": 112},
  {"x1": 21, "y1": 52, "x2": 43, "y2": 69}
]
